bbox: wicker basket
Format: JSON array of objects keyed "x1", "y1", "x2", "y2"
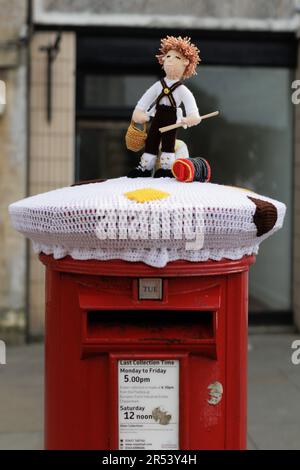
[{"x1": 125, "y1": 120, "x2": 147, "y2": 152}]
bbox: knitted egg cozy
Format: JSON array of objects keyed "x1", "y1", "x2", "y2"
[{"x1": 9, "y1": 177, "x2": 286, "y2": 268}]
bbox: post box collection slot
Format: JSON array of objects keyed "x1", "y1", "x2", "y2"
[{"x1": 85, "y1": 310, "x2": 215, "y2": 343}]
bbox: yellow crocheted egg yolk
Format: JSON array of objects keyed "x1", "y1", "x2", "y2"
[{"x1": 124, "y1": 188, "x2": 170, "y2": 203}]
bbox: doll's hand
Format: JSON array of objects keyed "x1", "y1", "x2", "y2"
[
  {"x1": 182, "y1": 115, "x2": 202, "y2": 128},
  {"x1": 132, "y1": 109, "x2": 149, "y2": 125}
]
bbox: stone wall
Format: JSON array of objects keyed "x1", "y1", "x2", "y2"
[
  {"x1": 28, "y1": 31, "x2": 75, "y2": 337},
  {"x1": 35, "y1": 0, "x2": 299, "y2": 30},
  {"x1": 41, "y1": 0, "x2": 296, "y2": 18},
  {"x1": 0, "y1": 0, "x2": 28, "y2": 342}
]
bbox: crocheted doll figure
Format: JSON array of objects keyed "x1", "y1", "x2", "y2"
[{"x1": 127, "y1": 36, "x2": 201, "y2": 178}]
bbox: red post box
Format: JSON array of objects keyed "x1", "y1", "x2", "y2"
[{"x1": 40, "y1": 253, "x2": 255, "y2": 451}]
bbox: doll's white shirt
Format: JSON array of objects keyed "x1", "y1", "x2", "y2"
[{"x1": 135, "y1": 78, "x2": 200, "y2": 122}]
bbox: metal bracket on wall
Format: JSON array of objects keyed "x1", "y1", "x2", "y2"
[{"x1": 39, "y1": 32, "x2": 61, "y2": 123}]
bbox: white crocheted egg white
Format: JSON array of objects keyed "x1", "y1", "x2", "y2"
[{"x1": 9, "y1": 177, "x2": 286, "y2": 268}]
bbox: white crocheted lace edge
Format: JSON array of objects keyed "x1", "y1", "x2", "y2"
[{"x1": 32, "y1": 241, "x2": 260, "y2": 268}]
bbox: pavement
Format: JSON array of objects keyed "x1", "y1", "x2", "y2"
[{"x1": 0, "y1": 333, "x2": 299, "y2": 450}]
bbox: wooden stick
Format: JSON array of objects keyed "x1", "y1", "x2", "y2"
[{"x1": 159, "y1": 110, "x2": 220, "y2": 133}]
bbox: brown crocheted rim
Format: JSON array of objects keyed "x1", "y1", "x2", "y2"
[
  {"x1": 248, "y1": 196, "x2": 278, "y2": 237},
  {"x1": 71, "y1": 179, "x2": 107, "y2": 187}
]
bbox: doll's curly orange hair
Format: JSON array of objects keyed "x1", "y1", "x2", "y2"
[{"x1": 156, "y1": 36, "x2": 201, "y2": 79}]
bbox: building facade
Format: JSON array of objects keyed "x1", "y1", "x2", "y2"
[{"x1": 1, "y1": 0, "x2": 300, "y2": 339}]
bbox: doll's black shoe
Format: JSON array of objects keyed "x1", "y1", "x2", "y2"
[
  {"x1": 154, "y1": 169, "x2": 174, "y2": 178},
  {"x1": 127, "y1": 166, "x2": 152, "y2": 178}
]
